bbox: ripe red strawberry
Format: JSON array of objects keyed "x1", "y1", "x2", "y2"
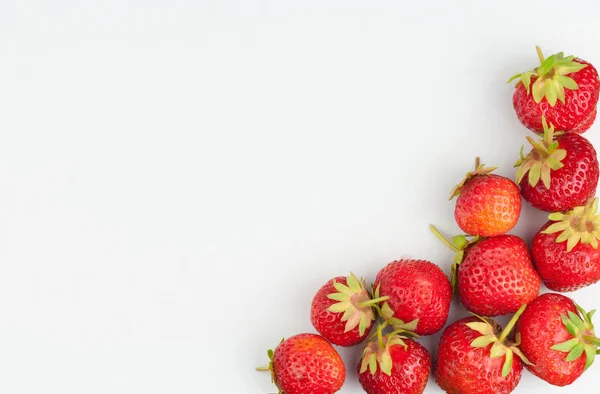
[
  {"x1": 450, "y1": 158, "x2": 521, "y2": 237},
  {"x1": 311, "y1": 273, "x2": 386, "y2": 347},
  {"x1": 514, "y1": 116, "x2": 599, "y2": 212},
  {"x1": 532, "y1": 198, "x2": 600, "y2": 292},
  {"x1": 259, "y1": 333, "x2": 345, "y2": 394},
  {"x1": 357, "y1": 325, "x2": 430, "y2": 394},
  {"x1": 509, "y1": 46, "x2": 600, "y2": 134},
  {"x1": 435, "y1": 306, "x2": 532, "y2": 394},
  {"x1": 430, "y1": 227, "x2": 540, "y2": 317},
  {"x1": 373, "y1": 259, "x2": 452, "y2": 336},
  {"x1": 515, "y1": 293, "x2": 600, "y2": 387}
]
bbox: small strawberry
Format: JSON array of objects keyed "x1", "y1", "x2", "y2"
[
  {"x1": 514, "y1": 116, "x2": 599, "y2": 212},
  {"x1": 435, "y1": 305, "x2": 532, "y2": 394},
  {"x1": 258, "y1": 333, "x2": 345, "y2": 394},
  {"x1": 430, "y1": 226, "x2": 540, "y2": 317},
  {"x1": 450, "y1": 158, "x2": 521, "y2": 237},
  {"x1": 532, "y1": 198, "x2": 600, "y2": 292},
  {"x1": 357, "y1": 324, "x2": 430, "y2": 394},
  {"x1": 515, "y1": 293, "x2": 600, "y2": 387},
  {"x1": 311, "y1": 273, "x2": 387, "y2": 347},
  {"x1": 509, "y1": 46, "x2": 600, "y2": 134},
  {"x1": 373, "y1": 259, "x2": 452, "y2": 336}
]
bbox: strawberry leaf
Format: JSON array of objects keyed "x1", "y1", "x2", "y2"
[
  {"x1": 557, "y1": 75, "x2": 578, "y2": 90},
  {"x1": 379, "y1": 349, "x2": 393, "y2": 376},
  {"x1": 470, "y1": 335, "x2": 496, "y2": 348},
  {"x1": 567, "y1": 343, "x2": 585, "y2": 361},
  {"x1": 585, "y1": 345, "x2": 597, "y2": 371},
  {"x1": 552, "y1": 338, "x2": 580, "y2": 352},
  {"x1": 490, "y1": 341, "x2": 507, "y2": 359},
  {"x1": 537, "y1": 54, "x2": 557, "y2": 76},
  {"x1": 502, "y1": 349, "x2": 514, "y2": 377},
  {"x1": 562, "y1": 314, "x2": 579, "y2": 337},
  {"x1": 511, "y1": 346, "x2": 534, "y2": 366}
]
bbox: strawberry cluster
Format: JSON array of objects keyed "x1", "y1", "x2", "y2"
[{"x1": 257, "y1": 46, "x2": 600, "y2": 394}]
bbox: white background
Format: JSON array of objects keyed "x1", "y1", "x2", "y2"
[{"x1": 1, "y1": 1, "x2": 599, "y2": 393}]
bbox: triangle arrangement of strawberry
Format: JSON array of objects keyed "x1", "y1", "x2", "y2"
[{"x1": 257, "y1": 45, "x2": 600, "y2": 394}]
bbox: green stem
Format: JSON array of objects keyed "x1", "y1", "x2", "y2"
[
  {"x1": 536, "y1": 46, "x2": 545, "y2": 64},
  {"x1": 372, "y1": 304, "x2": 383, "y2": 317},
  {"x1": 367, "y1": 320, "x2": 388, "y2": 342},
  {"x1": 359, "y1": 296, "x2": 390, "y2": 308},
  {"x1": 450, "y1": 263, "x2": 459, "y2": 295},
  {"x1": 429, "y1": 225, "x2": 459, "y2": 252},
  {"x1": 583, "y1": 335, "x2": 600, "y2": 346},
  {"x1": 256, "y1": 366, "x2": 270, "y2": 371},
  {"x1": 499, "y1": 304, "x2": 527, "y2": 343},
  {"x1": 377, "y1": 322, "x2": 384, "y2": 350},
  {"x1": 388, "y1": 328, "x2": 418, "y2": 339}
]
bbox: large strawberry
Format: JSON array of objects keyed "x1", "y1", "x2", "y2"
[
  {"x1": 514, "y1": 116, "x2": 599, "y2": 212},
  {"x1": 434, "y1": 306, "x2": 532, "y2": 394},
  {"x1": 509, "y1": 46, "x2": 600, "y2": 134},
  {"x1": 258, "y1": 333, "x2": 345, "y2": 394},
  {"x1": 532, "y1": 198, "x2": 600, "y2": 292},
  {"x1": 374, "y1": 259, "x2": 452, "y2": 336},
  {"x1": 515, "y1": 293, "x2": 600, "y2": 387},
  {"x1": 311, "y1": 273, "x2": 387, "y2": 346},
  {"x1": 357, "y1": 324, "x2": 430, "y2": 394},
  {"x1": 450, "y1": 158, "x2": 521, "y2": 237},
  {"x1": 431, "y1": 226, "x2": 540, "y2": 316}
]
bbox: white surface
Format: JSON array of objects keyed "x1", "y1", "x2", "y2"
[{"x1": 1, "y1": 1, "x2": 600, "y2": 393}]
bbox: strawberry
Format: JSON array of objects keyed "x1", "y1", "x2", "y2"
[
  {"x1": 450, "y1": 158, "x2": 521, "y2": 237},
  {"x1": 515, "y1": 293, "x2": 600, "y2": 387},
  {"x1": 434, "y1": 306, "x2": 532, "y2": 394},
  {"x1": 514, "y1": 116, "x2": 599, "y2": 212},
  {"x1": 431, "y1": 226, "x2": 540, "y2": 317},
  {"x1": 357, "y1": 324, "x2": 430, "y2": 394},
  {"x1": 258, "y1": 333, "x2": 345, "y2": 394},
  {"x1": 373, "y1": 259, "x2": 452, "y2": 336},
  {"x1": 509, "y1": 46, "x2": 600, "y2": 134},
  {"x1": 532, "y1": 198, "x2": 600, "y2": 292},
  {"x1": 311, "y1": 273, "x2": 386, "y2": 347}
]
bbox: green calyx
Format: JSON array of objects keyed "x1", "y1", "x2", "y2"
[
  {"x1": 449, "y1": 157, "x2": 497, "y2": 200},
  {"x1": 256, "y1": 338, "x2": 285, "y2": 394},
  {"x1": 542, "y1": 197, "x2": 600, "y2": 252},
  {"x1": 372, "y1": 284, "x2": 419, "y2": 333},
  {"x1": 466, "y1": 305, "x2": 533, "y2": 378},
  {"x1": 551, "y1": 303, "x2": 600, "y2": 371},
  {"x1": 359, "y1": 284, "x2": 420, "y2": 377},
  {"x1": 508, "y1": 46, "x2": 587, "y2": 106},
  {"x1": 429, "y1": 225, "x2": 481, "y2": 294},
  {"x1": 359, "y1": 320, "x2": 418, "y2": 376},
  {"x1": 327, "y1": 273, "x2": 389, "y2": 336},
  {"x1": 514, "y1": 116, "x2": 566, "y2": 189}
]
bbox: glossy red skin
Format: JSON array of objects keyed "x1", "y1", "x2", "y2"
[
  {"x1": 532, "y1": 221, "x2": 600, "y2": 292},
  {"x1": 458, "y1": 235, "x2": 541, "y2": 316},
  {"x1": 310, "y1": 276, "x2": 373, "y2": 347},
  {"x1": 515, "y1": 293, "x2": 586, "y2": 386},
  {"x1": 272, "y1": 333, "x2": 345, "y2": 394},
  {"x1": 519, "y1": 133, "x2": 599, "y2": 212},
  {"x1": 435, "y1": 317, "x2": 523, "y2": 394},
  {"x1": 455, "y1": 174, "x2": 522, "y2": 237},
  {"x1": 513, "y1": 59, "x2": 600, "y2": 134},
  {"x1": 374, "y1": 259, "x2": 452, "y2": 336},
  {"x1": 358, "y1": 339, "x2": 431, "y2": 394}
]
